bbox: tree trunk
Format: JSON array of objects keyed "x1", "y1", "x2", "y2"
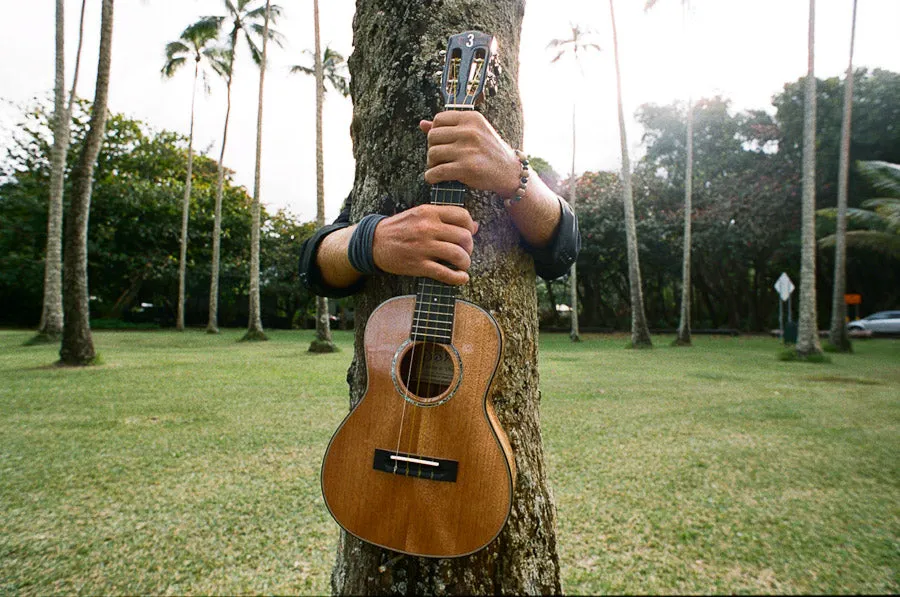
[
  {"x1": 37, "y1": 0, "x2": 86, "y2": 343},
  {"x1": 207, "y1": 30, "x2": 238, "y2": 334},
  {"x1": 243, "y1": 0, "x2": 270, "y2": 342},
  {"x1": 332, "y1": 1, "x2": 561, "y2": 593},
  {"x1": 609, "y1": 0, "x2": 652, "y2": 349},
  {"x1": 568, "y1": 106, "x2": 580, "y2": 342},
  {"x1": 310, "y1": 0, "x2": 336, "y2": 353},
  {"x1": 796, "y1": 0, "x2": 822, "y2": 357},
  {"x1": 60, "y1": 0, "x2": 114, "y2": 366},
  {"x1": 675, "y1": 1, "x2": 693, "y2": 347},
  {"x1": 37, "y1": 0, "x2": 69, "y2": 342},
  {"x1": 828, "y1": 0, "x2": 856, "y2": 353},
  {"x1": 177, "y1": 59, "x2": 199, "y2": 332}
]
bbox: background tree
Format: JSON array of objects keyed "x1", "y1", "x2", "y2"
[
  {"x1": 333, "y1": 0, "x2": 561, "y2": 592},
  {"x1": 547, "y1": 23, "x2": 599, "y2": 342},
  {"x1": 827, "y1": 0, "x2": 858, "y2": 352},
  {"x1": 242, "y1": 0, "x2": 273, "y2": 342},
  {"x1": 162, "y1": 17, "x2": 226, "y2": 332},
  {"x1": 819, "y1": 161, "x2": 900, "y2": 258},
  {"x1": 796, "y1": 0, "x2": 823, "y2": 358},
  {"x1": 201, "y1": 0, "x2": 282, "y2": 334},
  {"x1": 609, "y1": 0, "x2": 652, "y2": 347},
  {"x1": 1, "y1": 101, "x2": 319, "y2": 330},
  {"x1": 60, "y1": 0, "x2": 115, "y2": 366},
  {"x1": 646, "y1": 0, "x2": 694, "y2": 346},
  {"x1": 292, "y1": 2, "x2": 350, "y2": 353},
  {"x1": 33, "y1": 0, "x2": 87, "y2": 344}
]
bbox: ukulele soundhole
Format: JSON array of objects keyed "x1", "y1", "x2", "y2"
[{"x1": 392, "y1": 340, "x2": 462, "y2": 406}]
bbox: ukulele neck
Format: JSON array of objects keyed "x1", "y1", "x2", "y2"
[{"x1": 410, "y1": 150, "x2": 469, "y2": 344}]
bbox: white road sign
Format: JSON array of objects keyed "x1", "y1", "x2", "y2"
[{"x1": 774, "y1": 273, "x2": 795, "y2": 302}]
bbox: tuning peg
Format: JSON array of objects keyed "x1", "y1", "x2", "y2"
[
  {"x1": 432, "y1": 70, "x2": 443, "y2": 83},
  {"x1": 487, "y1": 85, "x2": 497, "y2": 98},
  {"x1": 438, "y1": 49, "x2": 447, "y2": 58}
]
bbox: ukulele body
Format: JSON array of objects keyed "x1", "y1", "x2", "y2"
[{"x1": 321, "y1": 295, "x2": 515, "y2": 558}]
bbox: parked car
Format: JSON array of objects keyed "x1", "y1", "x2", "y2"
[{"x1": 847, "y1": 310, "x2": 900, "y2": 334}]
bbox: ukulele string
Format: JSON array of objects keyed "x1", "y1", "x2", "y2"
[{"x1": 393, "y1": 279, "x2": 424, "y2": 466}]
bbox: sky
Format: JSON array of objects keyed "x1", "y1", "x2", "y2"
[{"x1": 2, "y1": 0, "x2": 899, "y2": 224}]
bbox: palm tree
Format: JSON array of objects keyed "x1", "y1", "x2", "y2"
[
  {"x1": 201, "y1": 0, "x2": 283, "y2": 334},
  {"x1": 646, "y1": 0, "x2": 694, "y2": 346},
  {"x1": 292, "y1": 0, "x2": 350, "y2": 353},
  {"x1": 819, "y1": 161, "x2": 900, "y2": 259},
  {"x1": 827, "y1": 0, "x2": 858, "y2": 353},
  {"x1": 547, "y1": 23, "x2": 599, "y2": 343},
  {"x1": 796, "y1": 0, "x2": 823, "y2": 358},
  {"x1": 162, "y1": 18, "x2": 226, "y2": 332},
  {"x1": 609, "y1": 0, "x2": 652, "y2": 348},
  {"x1": 59, "y1": 0, "x2": 115, "y2": 366},
  {"x1": 32, "y1": 0, "x2": 86, "y2": 344},
  {"x1": 241, "y1": 0, "x2": 272, "y2": 342}
]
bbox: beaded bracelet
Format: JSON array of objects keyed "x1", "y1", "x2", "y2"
[{"x1": 504, "y1": 149, "x2": 530, "y2": 208}]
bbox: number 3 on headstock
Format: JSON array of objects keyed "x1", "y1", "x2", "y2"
[{"x1": 440, "y1": 31, "x2": 500, "y2": 109}]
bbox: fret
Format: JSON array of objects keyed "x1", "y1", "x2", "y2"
[
  {"x1": 413, "y1": 311, "x2": 454, "y2": 321},
  {"x1": 411, "y1": 332, "x2": 453, "y2": 343}
]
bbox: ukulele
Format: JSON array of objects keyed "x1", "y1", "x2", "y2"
[{"x1": 320, "y1": 31, "x2": 515, "y2": 559}]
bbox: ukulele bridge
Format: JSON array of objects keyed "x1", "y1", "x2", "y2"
[{"x1": 373, "y1": 449, "x2": 459, "y2": 483}]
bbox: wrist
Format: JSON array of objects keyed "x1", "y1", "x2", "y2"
[
  {"x1": 347, "y1": 214, "x2": 387, "y2": 275},
  {"x1": 503, "y1": 149, "x2": 530, "y2": 208}
]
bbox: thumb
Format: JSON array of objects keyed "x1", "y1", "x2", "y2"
[{"x1": 419, "y1": 119, "x2": 433, "y2": 135}]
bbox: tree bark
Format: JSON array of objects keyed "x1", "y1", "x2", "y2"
[
  {"x1": 60, "y1": 0, "x2": 114, "y2": 366},
  {"x1": 828, "y1": 0, "x2": 857, "y2": 353},
  {"x1": 331, "y1": 1, "x2": 561, "y2": 593},
  {"x1": 796, "y1": 0, "x2": 822, "y2": 357},
  {"x1": 609, "y1": 0, "x2": 652, "y2": 348},
  {"x1": 177, "y1": 59, "x2": 199, "y2": 331},
  {"x1": 310, "y1": 0, "x2": 336, "y2": 352},
  {"x1": 207, "y1": 29, "x2": 238, "y2": 334},
  {"x1": 244, "y1": 0, "x2": 270, "y2": 342}
]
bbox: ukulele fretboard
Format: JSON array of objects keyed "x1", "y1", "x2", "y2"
[{"x1": 410, "y1": 180, "x2": 467, "y2": 344}]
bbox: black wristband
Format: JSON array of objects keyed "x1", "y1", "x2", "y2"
[{"x1": 348, "y1": 214, "x2": 386, "y2": 275}]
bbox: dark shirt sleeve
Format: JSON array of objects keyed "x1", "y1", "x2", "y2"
[
  {"x1": 523, "y1": 196, "x2": 581, "y2": 281},
  {"x1": 298, "y1": 196, "x2": 367, "y2": 299}
]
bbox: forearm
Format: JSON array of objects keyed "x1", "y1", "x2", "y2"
[
  {"x1": 504, "y1": 167, "x2": 562, "y2": 249},
  {"x1": 316, "y1": 224, "x2": 363, "y2": 290}
]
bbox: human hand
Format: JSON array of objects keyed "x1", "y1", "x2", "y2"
[
  {"x1": 419, "y1": 111, "x2": 521, "y2": 198},
  {"x1": 372, "y1": 204, "x2": 480, "y2": 286}
]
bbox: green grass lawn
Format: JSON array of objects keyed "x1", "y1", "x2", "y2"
[{"x1": 1, "y1": 330, "x2": 897, "y2": 595}]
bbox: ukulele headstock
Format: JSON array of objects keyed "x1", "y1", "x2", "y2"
[{"x1": 439, "y1": 31, "x2": 500, "y2": 109}]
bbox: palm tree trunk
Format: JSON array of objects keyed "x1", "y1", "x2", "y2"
[
  {"x1": 568, "y1": 105, "x2": 580, "y2": 342},
  {"x1": 37, "y1": 0, "x2": 69, "y2": 342},
  {"x1": 207, "y1": 31, "x2": 238, "y2": 334},
  {"x1": 309, "y1": 0, "x2": 335, "y2": 353},
  {"x1": 332, "y1": 1, "x2": 561, "y2": 591},
  {"x1": 176, "y1": 60, "x2": 199, "y2": 332},
  {"x1": 244, "y1": 0, "x2": 270, "y2": 342},
  {"x1": 36, "y1": 0, "x2": 86, "y2": 343},
  {"x1": 796, "y1": 0, "x2": 823, "y2": 357},
  {"x1": 675, "y1": 0, "x2": 693, "y2": 347},
  {"x1": 609, "y1": 0, "x2": 652, "y2": 348},
  {"x1": 675, "y1": 97, "x2": 694, "y2": 346},
  {"x1": 828, "y1": 0, "x2": 857, "y2": 353},
  {"x1": 60, "y1": 0, "x2": 114, "y2": 366}
]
